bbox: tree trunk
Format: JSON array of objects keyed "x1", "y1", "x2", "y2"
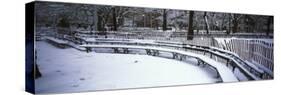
[
  {"x1": 97, "y1": 15, "x2": 103, "y2": 31},
  {"x1": 203, "y1": 12, "x2": 210, "y2": 34},
  {"x1": 267, "y1": 16, "x2": 273, "y2": 36},
  {"x1": 91, "y1": 7, "x2": 98, "y2": 32},
  {"x1": 150, "y1": 13, "x2": 153, "y2": 28},
  {"x1": 244, "y1": 15, "x2": 249, "y2": 33},
  {"x1": 220, "y1": 14, "x2": 225, "y2": 31},
  {"x1": 232, "y1": 14, "x2": 238, "y2": 33},
  {"x1": 227, "y1": 14, "x2": 231, "y2": 34},
  {"x1": 162, "y1": 9, "x2": 167, "y2": 31},
  {"x1": 187, "y1": 11, "x2": 194, "y2": 40},
  {"x1": 112, "y1": 7, "x2": 117, "y2": 31},
  {"x1": 132, "y1": 15, "x2": 135, "y2": 27}
]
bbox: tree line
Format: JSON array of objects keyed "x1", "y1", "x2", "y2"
[{"x1": 35, "y1": 2, "x2": 273, "y2": 40}]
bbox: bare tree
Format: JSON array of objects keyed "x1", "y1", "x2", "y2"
[
  {"x1": 267, "y1": 16, "x2": 273, "y2": 36},
  {"x1": 220, "y1": 13, "x2": 226, "y2": 31},
  {"x1": 112, "y1": 7, "x2": 117, "y2": 31},
  {"x1": 162, "y1": 9, "x2": 167, "y2": 31},
  {"x1": 187, "y1": 11, "x2": 194, "y2": 40},
  {"x1": 111, "y1": 6, "x2": 130, "y2": 31},
  {"x1": 203, "y1": 12, "x2": 210, "y2": 34},
  {"x1": 227, "y1": 14, "x2": 232, "y2": 34},
  {"x1": 96, "y1": 6, "x2": 112, "y2": 31},
  {"x1": 232, "y1": 14, "x2": 239, "y2": 33}
]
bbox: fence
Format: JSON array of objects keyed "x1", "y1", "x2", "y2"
[{"x1": 214, "y1": 38, "x2": 274, "y2": 73}]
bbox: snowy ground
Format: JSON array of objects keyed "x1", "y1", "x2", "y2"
[{"x1": 35, "y1": 41, "x2": 219, "y2": 93}]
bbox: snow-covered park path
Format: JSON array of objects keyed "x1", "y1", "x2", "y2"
[{"x1": 35, "y1": 41, "x2": 219, "y2": 93}]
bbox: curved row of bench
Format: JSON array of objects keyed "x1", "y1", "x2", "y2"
[
  {"x1": 80, "y1": 38, "x2": 273, "y2": 80},
  {"x1": 45, "y1": 35, "x2": 272, "y2": 80},
  {"x1": 80, "y1": 44, "x2": 238, "y2": 82}
]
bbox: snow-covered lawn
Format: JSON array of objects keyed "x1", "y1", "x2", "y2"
[{"x1": 35, "y1": 41, "x2": 219, "y2": 93}]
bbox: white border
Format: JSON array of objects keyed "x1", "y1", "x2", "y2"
[{"x1": 0, "y1": 0, "x2": 279, "y2": 95}]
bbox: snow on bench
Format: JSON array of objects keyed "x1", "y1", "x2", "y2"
[
  {"x1": 251, "y1": 61, "x2": 273, "y2": 77},
  {"x1": 181, "y1": 44, "x2": 266, "y2": 80},
  {"x1": 245, "y1": 61, "x2": 264, "y2": 74},
  {"x1": 86, "y1": 38, "x2": 156, "y2": 45},
  {"x1": 231, "y1": 59, "x2": 260, "y2": 80},
  {"x1": 78, "y1": 38, "x2": 268, "y2": 80},
  {"x1": 197, "y1": 55, "x2": 238, "y2": 82},
  {"x1": 155, "y1": 40, "x2": 185, "y2": 45},
  {"x1": 206, "y1": 49, "x2": 261, "y2": 80},
  {"x1": 86, "y1": 39, "x2": 184, "y2": 49},
  {"x1": 45, "y1": 37, "x2": 68, "y2": 44},
  {"x1": 80, "y1": 44, "x2": 238, "y2": 82}
]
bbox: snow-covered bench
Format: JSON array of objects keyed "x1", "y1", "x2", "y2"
[
  {"x1": 251, "y1": 61, "x2": 273, "y2": 78},
  {"x1": 45, "y1": 37, "x2": 69, "y2": 48},
  {"x1": 137, "y1": 40, "x2": 267, "y2": 80},
  {"x1": 80, "y1": 38, "x2": 271, "y2": 80},
  {"x1": 206, "y1": 47, "x2": 265, "y2": 80},
  {"x1": 46, "y1": 37, "x2": 68, "y2": 44},
  {"x1": 80, "y1": 44, "x2": 238, "y2": 82},
  {"x1": 144, "y1": 40, "x2": 268, "y2": 80}
]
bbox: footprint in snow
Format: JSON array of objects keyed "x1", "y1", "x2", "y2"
[
  {"x1": 80, "y1": 78, "x2": 85, "y2": 81},
  {"x1": 72, "y1": 84, "x2": 79, "y2": 87},
  {"x1": 56, "y1": 70, "x2": 61, "y2": 73},
  {"x1": 134, "y1": 60, "x2": 138, "y2": 63}
]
